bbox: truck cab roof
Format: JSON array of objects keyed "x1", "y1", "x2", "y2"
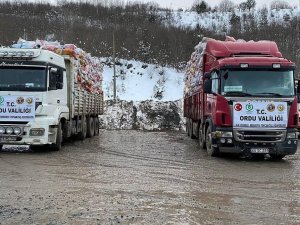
[
  {"x1": 204, "y1": 39, "x2": 294, "y2": 71},
  {"x1": 0, "y1": 48, "x2": 65, "y2": 69},
  {"x1": 206, "y1": 39, "x2": 282, "y2": 58}
]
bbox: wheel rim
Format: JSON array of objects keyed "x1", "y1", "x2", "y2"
[
  {"x1": 186, "y1": 120, "x2": 190, "y2": 136},
  {"x1": 83, "y1": 117, "x2": 87, "y2": 137},
  {"x1": 199, "y1": 129, "x2": 204, "y2": 147},
  {"x1": 58, "y1": 128, "x2": 62, "y2": 149},
  {"x1": 90, "y1": 118, "x2": 94, "y2": 135},
  {"x1": 206, "y1": 132, "x2": 212, "y2": 151},
  {"x1": 84, "y1": 118, "x2": 87, "y2": 135},
  {"x1": 94, "y1": 117, "x2": 99, "y2": 135}
]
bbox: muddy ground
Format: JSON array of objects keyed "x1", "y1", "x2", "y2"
[{"x1": 0, "y1": 130, "x2": 299, "y2": 225}]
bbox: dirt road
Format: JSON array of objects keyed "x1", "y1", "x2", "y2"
[{"x1": 0, "y1": 130, "x2": 299, "y2": 225}]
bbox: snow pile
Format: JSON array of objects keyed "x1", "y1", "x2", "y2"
[
  {"x1": 99, "y1": 58, "x2": 185, "y2": 130},
  {"x1": 99, "y1": 99, "x2": 184, "y2": 130}
]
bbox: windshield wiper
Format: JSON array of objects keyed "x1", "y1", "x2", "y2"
[
  {"x1": 253, "y1": 92, "x2": 284, "y2": 97},
  {"x1": 224, "y1": 91, "x2": 253, "y2": 97},
  {"x1": 8, "y1": 84, "x2": 26, "y2": 87},
  {"x1": 6, "y1": 84, "x2": 32, "y2": 91}
]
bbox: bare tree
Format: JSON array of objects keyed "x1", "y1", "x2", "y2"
[
  {"x1": 245, "y1": 0, "x2": 256, "y2": 11},
  {"x1": 218, "y1": 0, "x2": 235, "y2": 12},
  {"x1": 191, "y1": 0, "x2": 210, "y2": 14},
  {"x1": 259, "y1": 6, "x2": 268, "y2": 27},
  {"x1": 270, "y1": 0, "x2": 291, "y2": 10}
]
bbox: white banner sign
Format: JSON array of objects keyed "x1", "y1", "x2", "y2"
[
  {"x1": 233, "y1": 101, "x2": 288, "y2": 129},
  {"x1": 0, "y1": 95, "x2": 35, "y2": 121}
]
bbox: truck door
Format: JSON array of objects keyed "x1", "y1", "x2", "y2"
[{"x1": 48, "y1": 67, "x2": 67, "y2": 107}]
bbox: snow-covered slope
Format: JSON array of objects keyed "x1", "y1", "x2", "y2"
[
  {"x1": 100, "y1": 58, "x2": 186, "y2": 130},
  {"x1": 101, "y1": 58, "x2": 184, "y2": 101},
  {"x1": 161, "y1": 8, "x2": 299, "y2": 32}
]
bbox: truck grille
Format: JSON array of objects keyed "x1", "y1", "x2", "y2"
[{"x1": 233, "y1": 130, "x2": 286, "y2": 143}]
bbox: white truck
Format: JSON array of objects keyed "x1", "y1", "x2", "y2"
[{"x1": 0, "y1": 47, "x2": 104, "y2": 150}]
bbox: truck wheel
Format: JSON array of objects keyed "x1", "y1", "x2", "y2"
[
  {"x1": 269, "y1": 154, "x2": 285, "y2": 160},
  {"x1": 86, "y1": 116, "x2": 95, "y2": 138},
  {"x1": 198, "y1": 127, "x2": 206, "y2": 149},
  {"x1": 206, "y1": 126, "x2": 219, "y2": 157},
  {"x1": 94, "y1": 117, "x2": 99, "y2": 136},
  {"x1": 186, "y1": 120, "x2": 191, "y2": 137},
  {"x1": 188, "y1": 119, "x2": 196, "y2": 139},
  {"x1": 51, "y1": 122, "x2": 62, "y2": 151},
  {"x1": 78, "y1": 117, "x2": 87, "y2": 140}
]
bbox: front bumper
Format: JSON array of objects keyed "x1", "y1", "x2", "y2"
[
  {"x1": 213, "y1": 128, "x2": 298, "y2": 155},
  {"x1": 0, "y1": 118, "x2": 58, "y2": 146}
]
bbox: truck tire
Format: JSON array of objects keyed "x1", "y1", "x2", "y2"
[
  {"x1": 206, "y1": 126, "x2": 219, "y2": 157},
  {"x1": 78, "y1": 116, "x2": 87, "y2": 140},
  {"x1": 186, "y1": 120, "x2": 191, "y2": 137},
  {"x1": 94, "y1": 117, "x2": 100, "y2": 136},
  {"x1": 50, "y1": 122, "x2": 62, "y2": 151},
  {"x1": 198, "y1": 127, "x2": 206, "y2": 149},
  {"x1": 188, "y1": 119, "x2": 196, "y2": 139},
  {"x1": 86, "y1": 116, "x2": 95, "y2": 138}
]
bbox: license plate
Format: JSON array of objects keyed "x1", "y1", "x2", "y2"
[
  {"x1": 0, "y1": 136, "x2": 17, "y2": 142},
  {"x1": 250, "y1": 148, "x2": 269, "y2": 154}
]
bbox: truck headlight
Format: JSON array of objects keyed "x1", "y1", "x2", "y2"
[
  {"x1": 30, "y1": 128, "x2": 45, "y2": 136},
  {"x1": 0, "y1": 126, "x2": 5, "y2": 134},
  {"x1": 287, "y1": 132, "x2": 297, "y2": 139},
  {"x1": 13, "y1": 127, "x2": 22, "y2": 135},
  {"x1": 6, "y1": 127, "x2": 13, "y2": 134},
  {"x1": 215, "y1": 131, "x2": 233, "y2": 138}
]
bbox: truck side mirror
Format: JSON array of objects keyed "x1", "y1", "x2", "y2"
[
  {"x1": 56, "y1": 71, "x2": 64, "y2": 89},
  {"x1": 50, "y1": 68, "x2": 58, "y2": 74},
  {"x1": 203, "y1": 79, "x2": 212, "y2": 94},
  {"x1": 297, "y1": 94, "x2": 300, "y2": 103},
  {"x1": 204, "y1": 73, "x2": 211, "y2": 79},
  {"x1": 49, "y1": 68, "x2": 63, "y2": 90},
  {"x1": 49, "y1": 70, "x2": 57, "y2": 91},
  {"x1": 296, "y1": 82, "x2": 300, "y2": 94},
  {"x1": 56, "y1": 81, "x2": 63, "y2": 89}
]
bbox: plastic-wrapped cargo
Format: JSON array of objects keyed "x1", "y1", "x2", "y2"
[
  {"x1": 184, "y1": 36, "x2": 245, "y2": 97},
  {"x1": 184, "y1": 37, "x2": 208, "y2": 97},
  {"x1": 11, "y1": 38, "x2": 103, "y2": 94}
]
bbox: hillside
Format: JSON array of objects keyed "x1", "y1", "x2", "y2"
[
  {"x1": 0, "y1": 1, "x2": 299, "y2": 71},
  {"x1": 102, "y1": 58, "x2": 184, "y2": 101},
  {"x1": 1, "y1": 0, "x2": 299, "y2": 130}
]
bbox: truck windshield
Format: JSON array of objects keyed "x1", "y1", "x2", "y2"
[
  {"x1": 221, "y1": 69, "x2": 295, "y2": 97},
  {"x1": 0, "y1": 66, "x2": 46, "y2": 92}
]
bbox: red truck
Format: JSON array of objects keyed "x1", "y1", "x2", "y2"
[{"x1": 184, "y1": 37, "x2": 298, "y2": 159}]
